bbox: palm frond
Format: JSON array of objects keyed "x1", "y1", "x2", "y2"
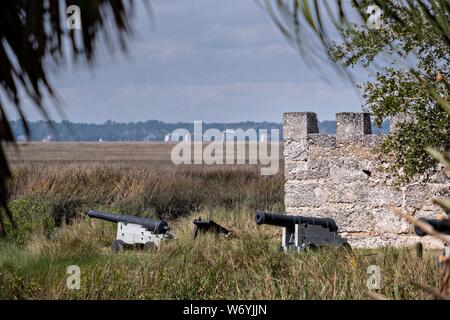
[
  {"x1": 433, "y1": 198, "x2": 450, "y2": 212},
  {"x1": 0, "y1": 0, "x2": 141, "y2": 235}
]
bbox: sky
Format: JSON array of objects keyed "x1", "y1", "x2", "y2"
[{"x1": 12, "y1": 0, "x2": 365, "y2": 124}]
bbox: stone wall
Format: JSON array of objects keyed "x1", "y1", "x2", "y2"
[{"x1": 284, "y1": 112, "x2": 450, "y2": 248}]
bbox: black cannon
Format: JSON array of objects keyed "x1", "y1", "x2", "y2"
[
  {"x1": 256, "y1": 211, "x2": 338, "y2": 232},
  {"x1": 87, "y1": 210, "x2": 172, "y2": 252},
  {"x1": 256, "y1": 211, "x2": 349, "y2": 251},
  {"x1": 87, "y1": 210, "x2": 169, "y2": 234},
  {"x1": 414, "y1": 218, "x2": 450, "y2": 236}
]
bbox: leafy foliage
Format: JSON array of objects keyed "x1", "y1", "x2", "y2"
[{"x1": 330, "y1": 5, "x2": 449, "y2": 181}]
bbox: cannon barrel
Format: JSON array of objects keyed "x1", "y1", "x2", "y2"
[
  {"x1": 87, "y1": 210, "x2": 169, "y2": 234},
  {"x1": 256, "y1": 211, "x2": 338, "y2": 232},
  {"x1": 414, "y1": 218, "x2": 450, "y2": 237}
]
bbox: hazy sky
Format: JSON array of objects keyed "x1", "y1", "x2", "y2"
[{"x1": 13, "y1": 0, "x2": 365, "y2": 124}]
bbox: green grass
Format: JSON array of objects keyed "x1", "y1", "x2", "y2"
[{"x1": 0, "y1": 208, "x2": 444, "y2": 300}]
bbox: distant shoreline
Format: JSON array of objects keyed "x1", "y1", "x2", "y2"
[{"x1": 9, "y1": 119, "x2": 390, "y2": 142}]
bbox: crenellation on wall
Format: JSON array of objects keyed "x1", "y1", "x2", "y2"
[
  {"x1": 283, "y1": 112, "x2": 319, "y2": 140},
  {"x1": 283, "y1": 111, "x2": 450, "y2": 248},
  {"x1": 336, "y1": 112, "x2": 372, "y2": 140},
  {"x1": 284, "y1": 181, "x2": 323, "y2": 208}
]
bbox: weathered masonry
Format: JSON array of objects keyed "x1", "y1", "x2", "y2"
[{"x1": 283, "y1": 112, "x2": 450, "y2": 248}]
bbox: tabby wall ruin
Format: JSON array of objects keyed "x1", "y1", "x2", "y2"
[{"x1": 284, "y1": 112, "x2": 449, "y2": 248}]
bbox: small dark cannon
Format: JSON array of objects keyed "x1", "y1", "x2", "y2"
[
  {"x1": 193, "y1": 218, "x2": 231, "y2": 238},
  {"x1": 256, "y1": 211, "x2": 350, "y2": 251},
  {"x1": 87, "y1": 210, "x2": 173, "y2": 252}
]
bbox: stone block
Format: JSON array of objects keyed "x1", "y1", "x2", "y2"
[
  {"x1": 285, "y1": 158, "x2": 330, "y2": 180},
  {"x1": 285, "y1": 207, "x2": 334, "y2": 218},
  {"x1": 329, "y1": 163, "x2": 370, "y2": 183},
  {"x1": 372, "y1": 208, "x2": 410, "y2": 234},
  {"x1": 322, "y1": 182, "x2": 369, "y2": 204},
  {"x1": 284, "y1": 181, "x2": 322, "y2": 208},
  {"x1": 284, "y1": 139, "x2": 308, "y2": 162},
  {"x1": 367, "y1": 185, "x2": 403, "y2": 207},
  {"x1": 333, "y1": 205, "x2": 374, "y2": 233},
  {"x1": 404, "y1": 184, "x2": 431, "y2": 209}
]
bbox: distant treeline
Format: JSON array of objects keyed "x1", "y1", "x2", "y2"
[{"x1": 9, "y1": 119, "x2": 390, "y2": 142}]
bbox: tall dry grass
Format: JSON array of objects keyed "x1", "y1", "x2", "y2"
[{"x1": 4, "y1": 159, "x2": 284, "y2": 246}]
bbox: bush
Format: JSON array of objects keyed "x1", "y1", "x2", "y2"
[{"x1": 5, "y1": 199, "x2": 54, "y2": 245}]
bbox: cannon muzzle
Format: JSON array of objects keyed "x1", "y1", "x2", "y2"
[
  {"x1": 256, "y1": 211, "x2": 338, "y2": 232},
  {"x1": 414, "y1": 218, "x2": 450, "y2": 237},
  {"x1": 87, "y1": 210, "x2": 169, "y2": 234}
]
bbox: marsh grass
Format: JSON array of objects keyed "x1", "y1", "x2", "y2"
[{"x1": 9, "y1": 162, "x2": 284, "y2": 213}]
